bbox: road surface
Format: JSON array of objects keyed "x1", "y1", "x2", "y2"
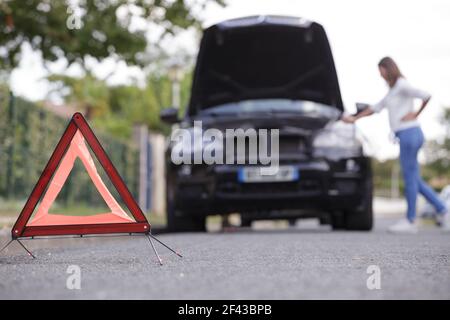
[{"x1": 0, "y1": 215, "x2": 449, "y2": 299}]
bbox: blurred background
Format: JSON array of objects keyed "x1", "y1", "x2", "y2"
[{"x1": 1, "y1": 0, "x2": 449, "y2": 227}]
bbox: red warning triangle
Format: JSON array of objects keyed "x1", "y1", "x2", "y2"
[
  {"x1": 28, "y1": 130, "x2": 134, "y2": 226},
  {"x1": 11, "y1": 113, "x2": 150, "y2": 238}
]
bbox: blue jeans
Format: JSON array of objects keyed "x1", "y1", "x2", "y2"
[{"x1": 395, "y1": 126, "x2": 447, "y2": 222}]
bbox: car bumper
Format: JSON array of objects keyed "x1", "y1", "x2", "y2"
[{"x1": 172, "y1": 157, "x2": 372, "y2": 215}]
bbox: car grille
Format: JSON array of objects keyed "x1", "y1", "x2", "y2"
[
  {"x1": 227, "y1": 135, "x2": 309, "y2": 164},
  {"x1": 217, "y1": 179, "x2": 321, "y2": 196}
]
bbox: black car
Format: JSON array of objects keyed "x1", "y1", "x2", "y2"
[{"x1": 160, "y1": 15, "x2": 373, "y2": 232}]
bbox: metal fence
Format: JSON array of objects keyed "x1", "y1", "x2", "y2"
[{"x1": 0, "y1": 91, "x2": 140, "y2": 208}]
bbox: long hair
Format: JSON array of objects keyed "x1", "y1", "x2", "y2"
[{"x1": 378, "y1": 56, "x2": 404, "y2": 88}]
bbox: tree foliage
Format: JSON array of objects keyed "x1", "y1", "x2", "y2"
[
  {"x1": 48, "y1": 73, "x2": 110, "y2": 116},
  {"x1": 0, "y1": 0, "x2": 224, "y2": 69},
  {"x1": 47, "y1": 69, "x2": 193, "y2": 138}
]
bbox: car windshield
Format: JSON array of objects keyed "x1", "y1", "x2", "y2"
[{"x1": 200, "y1": 99, "x2": 341, "y2": 119}]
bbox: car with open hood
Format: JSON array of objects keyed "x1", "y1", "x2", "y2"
[{"x1": 161, "y1": 15, "x2": 373, "y2": 232}]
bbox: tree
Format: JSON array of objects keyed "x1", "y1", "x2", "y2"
[
  {"x1": 47, "y1": 73, "x2": 110, "y2": 117},
  {"x1": 47, "y1": 67, "x2": 193, "y2": 138},
  {"x1": 0, "y1": 0, "x2": 225, "y2": 70}
]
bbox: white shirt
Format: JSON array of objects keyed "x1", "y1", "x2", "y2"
[{"x1": 370, "y1": 77, "x2": 431, "y2": 133}]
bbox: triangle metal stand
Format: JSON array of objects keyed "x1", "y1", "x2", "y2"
[
  {"x1": 1, "y1": 232, "x2": 181, "y2": 265},
  {"x1": 0, "y1": 239, "x2": 36, "y2": 259},
  {"x1": 146, "y1": 232, "x2": 182, "y2": 266}
]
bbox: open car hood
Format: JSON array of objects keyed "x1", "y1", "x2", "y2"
[{"x1": 187, "y1": 15, "x2": 344, "y2": 116}]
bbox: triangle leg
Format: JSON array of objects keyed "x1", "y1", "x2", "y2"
[
  {"x1": 148, "y1": 233, "x2": 183, "y2": 258},
  {"x1": 0, "y1": 239, "x2": 14, "y2": 255},
  {"x1": 146, "y1": 234, "x2": 163, "y2": 266},
  {"x1": 16, "y1": 239, "x2": 36, "y2": 259}
]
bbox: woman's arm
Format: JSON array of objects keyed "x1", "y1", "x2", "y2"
[
  {"x1": 417, "y1": 96, "x2": 431, "y2": 116},
  {"x1": 401, "y1": 96, "x2": 431, "y2": 121},
  {"x1": 399, "y1": 79, "x2": 432, "y2": 121},
  {"x1": 342, "y1": 93, "x2": 387, "y2": 124},
  {"x1": 341, "y1": 107, "x2": 374, "y2": 123}
]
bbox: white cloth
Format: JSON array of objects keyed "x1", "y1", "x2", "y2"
[{"x1": 370, "y1": 77, "x2": 431, "y2": 133}]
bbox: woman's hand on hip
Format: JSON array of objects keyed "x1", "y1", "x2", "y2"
[{"x1": 401, "y1": 112, "x2": 418, "y2": 122}]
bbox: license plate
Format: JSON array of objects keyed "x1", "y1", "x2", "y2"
[{"x1": 238, "y1": 166, "x2": 299, "y2": 183}]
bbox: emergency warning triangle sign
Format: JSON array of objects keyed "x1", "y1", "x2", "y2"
[{"x1": 11, "y1": 113, "x2": 150, "y2": 239}]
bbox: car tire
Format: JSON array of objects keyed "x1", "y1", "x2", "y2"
[
  {"x1": 344, "y1": 201, "x2": 373, "y2": 231},
  {"x1": 167, "y1": 204, "x2": 206, "y2": 233},
  {"x1": 240, "y1": 216, "x2": 252, "y2": 228},
  {"x1": 319, "y1": 215, "x2": 331, "y2": 225},
  {"x1": 331, "y1": 212, "x2": 345, "y2": 230},
  {"x1": 343, "y1": 177, "x2": 373, "y2": 231},
  {"x1": 166, "y1": 177, "x2": 206, "y2": 233}
]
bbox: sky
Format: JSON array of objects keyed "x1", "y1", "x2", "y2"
[{"x1": 9, "y1": 0, "x2": 450, "y2": 160}]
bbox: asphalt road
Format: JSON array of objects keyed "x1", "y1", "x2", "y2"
[{"x1": 0, "y1": 217, "x2": 449, "y2": 300}]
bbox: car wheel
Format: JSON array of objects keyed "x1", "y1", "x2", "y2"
[
  {"x1": 166, "y1": 176, "x2": 206, "y2": 233},
  {"x1": 343, "y1": 177, "x2": 373, "y2": 231},
  {"x1": 166, "y1": 203, "x2": 206, "y2": 233},
  {"x1": 344, "y1": 201, "x2": 373, "y2": 231},
  {"x1": 240, "y1": 216, "x2": 252, "y2": 228},
  {"x1": 331, "y1": 212, "x2": 345, "y2": 230},
  {"x1": 319, "y1": 215, "x2": 331, "y2": 225}
]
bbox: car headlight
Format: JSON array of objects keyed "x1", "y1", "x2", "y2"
[{"x1": 313, "y1": 121, "x2": 363, "y2": 159}]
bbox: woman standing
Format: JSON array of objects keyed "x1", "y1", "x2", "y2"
[{"x1": 342, "y1": 57, "x2": 449, "y2": 233}]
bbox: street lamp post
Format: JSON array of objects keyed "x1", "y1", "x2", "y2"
[{"x1": 167, "y1": 62, "x2": 183, "y2": 109}]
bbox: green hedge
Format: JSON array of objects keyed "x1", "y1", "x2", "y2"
[{"x1": 0, "y1": 91, "x2": 139, "y2": 208}]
